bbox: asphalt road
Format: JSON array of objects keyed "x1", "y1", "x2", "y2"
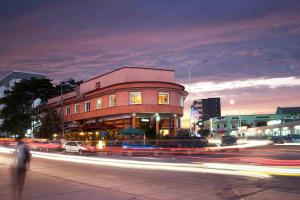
[{"x1": 1, "y1": 145, "x2": 300, "y2": 200}]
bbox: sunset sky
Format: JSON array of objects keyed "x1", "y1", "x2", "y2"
[{"x1": 1, "y1": 0, "x2": 300, "y2": 127}]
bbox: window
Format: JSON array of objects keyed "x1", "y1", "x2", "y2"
[
  {"x1": 66, "y1": 106, "x2": 70, "y2": 115},
  {"x1": 85, "y1": 101, "x2": 91, "y2": 112},
  {"x1": 158, "y1": 92, "x2": 169, "y2": 104},
  {"x1": 95, "y1": 82, "x2": 101, "y2": 89},
  {"x1": 179, "y1": 96, "x2": 184, "y2": 107},
  {"x1": 75, "y1": 104, "x2": 80, "y2": 114},
  {"x1": 130, "y1": 92, "x2": 142, "y2": 104},
  {"x1": 109, "y1": 95, "x2": 116, "y2": 107},
  {"x1": 96, "y1": 98, "x2": 102, "y2": 109}
]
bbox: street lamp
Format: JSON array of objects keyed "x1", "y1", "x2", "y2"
[
  {"x1": 60, "y1": 84, "x2": 65, "y2": 138},
  {"x1": 188, "y1": 59, "x2": 208, "y2": 134}
]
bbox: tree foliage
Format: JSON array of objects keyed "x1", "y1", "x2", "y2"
[
  {"x1": 0, "y1": 78, "x2": 56, "y2": 137},
  {"x1": 56, "y1": 78, "x2": 83, "y2": 95},
  {"x1": 0, "y1": 78, "x2": 82, "y2": 138},
  {"x1": 36, "y1": 108, "x2": 60, "y2": 139}
]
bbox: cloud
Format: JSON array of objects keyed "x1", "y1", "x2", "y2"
[{"x1": 185, "y1": 76, "x2": 300, "y2": 93}]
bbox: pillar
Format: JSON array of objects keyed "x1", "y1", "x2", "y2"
[
  {"x1": 173, "y1": 114, "x2": 177, "y2": 137},
  {"x1": 131, "y1": 113, "x2": 136, "y2": 128},
  {"x1": 155, "y1": 113, "x2": 160, "y2": 137}
]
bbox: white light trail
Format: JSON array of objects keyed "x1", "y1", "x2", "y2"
[{"x1": 2, "y1": 146, "x2": 299, "y2": 177}]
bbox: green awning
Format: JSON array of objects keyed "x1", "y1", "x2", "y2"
[{"x1": 120, "y1": 127, "x2": 145, "y2": 135}]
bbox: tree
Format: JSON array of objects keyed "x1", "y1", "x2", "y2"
[
  {"x1": 0, "y1": 78, "x2": 56, "y2": 137},
  {"x1": 56, "y1": 78, "x2": 83, "y2": 95},
  {"x1": 36, "y1": 108, "x2": 60, "y2": 139}
]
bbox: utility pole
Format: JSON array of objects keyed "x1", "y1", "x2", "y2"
[
  {"x1": 60, "y1": 84, "x2": 65, "y2": 138},
  {"x1": 188, "y1": 59, "x2": 208, "y2": 134}
]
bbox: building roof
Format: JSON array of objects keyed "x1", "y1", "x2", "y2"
[
  {"x1": 85, "y1": 66, "x2": 174, "y2": 83},
  {"x1": 0, "y1": 70, "x2": 46, "y2": 87},
  {"x1": 276, "y1": 107, "x2": 300, "y2": 114}
]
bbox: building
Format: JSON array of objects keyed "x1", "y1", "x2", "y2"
[
  {"x1": 203, "y1": 114, "x2": 282, "y2": 136},
  {"x1": 47, "y1": 67, "x2": 188, "y2": 139},
  {"x1": 245, "y1": 121, "x2": 300, "y2": 137},
  {"x1": 191, "y1": 98, "x2": 221, "y2": 132},
  {"x1": 0, "y1": 70, "x2": 46, "y2": 137},
  {"x1": 276, "y1": 107, "x2": 300, "y2": 122}
]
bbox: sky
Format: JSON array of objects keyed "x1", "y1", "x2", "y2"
[{"x1": 0, "y1": 0, "x2": 300, "y2": 127}]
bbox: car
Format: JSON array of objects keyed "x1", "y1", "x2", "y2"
[
  {"x1": 271, "y1": 136, "x2": 285, "y2": 144},
  {"x1": 221, "y1": 135, "x2": 237, "y2": 146},
  {"x1": 61, "y1": 141, "x2": 96, "y2": 155},
  {"x1": 284, "y1": 134, "x2": 300, "y2": 143}
]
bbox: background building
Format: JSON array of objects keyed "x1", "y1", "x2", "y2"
[
  {"x1": 0, "y1": 70, "x2": 46, "y2": 137},
  {"x1": 276, "y1": 107, "x2": 300, "y2": 122},
  {"x1": 204, "y1": 114, "x2": 282, "y2": 136},
  {"x1": 191, "y1": 98, "x2": 221, "y2": 133},
  {"x1": 204, "y1": 106, "x2": 300, "y2": 137},
  {"x1": 48, "y1": 67, "x2": 188, "y2": 139}
]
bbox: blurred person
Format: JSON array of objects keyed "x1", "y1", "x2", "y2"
[{"x1": 10, "y1": 137, "x2": 31, "y2": 200}]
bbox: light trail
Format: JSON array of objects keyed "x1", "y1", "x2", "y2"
[
  {"x1": 202, "y1": 163, "x2": 300, "y2": 176},
  {"x1": 1, "y1": 146, "x2": 299, "y2": 177}
]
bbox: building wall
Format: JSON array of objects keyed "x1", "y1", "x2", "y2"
[
  {"x1": 205, "y1": 114, "x2": 283, "y2": 136},
  {"x1": 48, "y1": 68, "x2": 187, "y2": 136},
  {"x1": 80, "y1": 67, "x2": 175, "y2": 93}
]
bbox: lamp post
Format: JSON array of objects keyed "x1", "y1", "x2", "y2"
[
  {"x1": 60, "y1": 84, "x2": 65, "y2": 138},
  {"x1": 188, "y1": 59, "x2": 208, "y2": 134}
]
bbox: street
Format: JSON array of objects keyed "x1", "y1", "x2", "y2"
[{"x1": 1, "y1": 145, "x2": 300, "y2": 200}]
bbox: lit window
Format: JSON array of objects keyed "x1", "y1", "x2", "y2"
[
  {"x1": 66, "y1": 106, "x2": 70, "y2": 115},
  {"x1": 75, "y1": 104, "x2": 80, "y2": 114},
  {"x1": 180, "y1": 96, "x2": 184, "y2": 107},
  {"x1": 85, "y1": 101, "x2": 91, "y2": 112},
  {"x1": 130, "y1": 92, "x2": 142, "y2": 104},
  {"x1": 109, "y1": 95, "x2": 116, "y2": 107},
  {"x1": 158, "y1": 92, "x2": 169, "y2": 104},
  {"x1": 96, "y1": 98, "x2": 102, "y2": 109}
]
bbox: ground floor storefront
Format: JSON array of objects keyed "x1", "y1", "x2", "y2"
[{"x1": 63, "y1": 113, "x2": 181, "y2": 140}]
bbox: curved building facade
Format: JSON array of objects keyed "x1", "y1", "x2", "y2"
[{"x1": 48, "y1": 67, "x2": 188, "y2": 138}]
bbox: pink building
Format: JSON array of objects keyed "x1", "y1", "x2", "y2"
[{"x1": 48, "y1": 67, "x2": 188, "y2": 138}]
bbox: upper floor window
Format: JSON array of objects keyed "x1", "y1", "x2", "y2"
[
  {"x1": 109, "y1": 95, "x2": 116, "y2": 107},
  {"x1": 130, "y1": 92, "x2": 142, "y2": 104},
  {"x1": 95, "y1": 82, "x2": 101, "y2": 89},
  {"x1": 158, "y1": 92, "x2": 169, "y2": 105},
  {"x1": 66, "y1": 106, "x2": 70, "y2": 115},
  {"x1": 85, "y1": 101, "x2": 91, "y2": 112},
  {"x1": 96, "y1": 98, "x2": 102, "y2": 109},
  {"x1": 180, "y1": 96, "x2": 184, "y2": 107},
  {"x1": 75, "y1": 104, "x2": 80, "y2": 114}
]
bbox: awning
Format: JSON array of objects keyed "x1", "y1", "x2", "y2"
[{"x1": 120, "y1": 127, "x2": 145, "y2": 135}]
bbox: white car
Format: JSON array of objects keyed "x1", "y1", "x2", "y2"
[{"x1": 61, "y1": 141, "x2": 88, "y2": 155}]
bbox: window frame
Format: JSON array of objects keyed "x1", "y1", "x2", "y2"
[
  {"x1": 158, "y1": 92, "x2": 170, "y2": 105},
  {"x1": 65, "y1": 106, "x2": 71, "y2": 115},
  {"x1": 74, "y1": 104, "x2": 80, "y2": 114},
  {"x1": 129, "y1": 91, "x2": 142, "y2": 105},
  {"x1": 179, "y1": 96, "x2": 184, "y2": 107},
  {"x1": 85, "y1": 101, "x2": 91, "y2": 112},
  {"x1": 109, "y1": 94, "x2": 117, "y2": 107},
  {"x1": 96, "y1": 97, "x2": 103, "y2": 109}
]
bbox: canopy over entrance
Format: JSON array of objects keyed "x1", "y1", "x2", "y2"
[{"x1": 120, "y1": 127, "x2": 145, "y2": 135}]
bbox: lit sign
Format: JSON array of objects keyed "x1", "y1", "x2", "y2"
[
  {"x1": 141, "y1": 118, "x2": 150, "y2": 122},
  {"x1": 267, "y1": 120, "x2": 281, "y2": 126}
]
